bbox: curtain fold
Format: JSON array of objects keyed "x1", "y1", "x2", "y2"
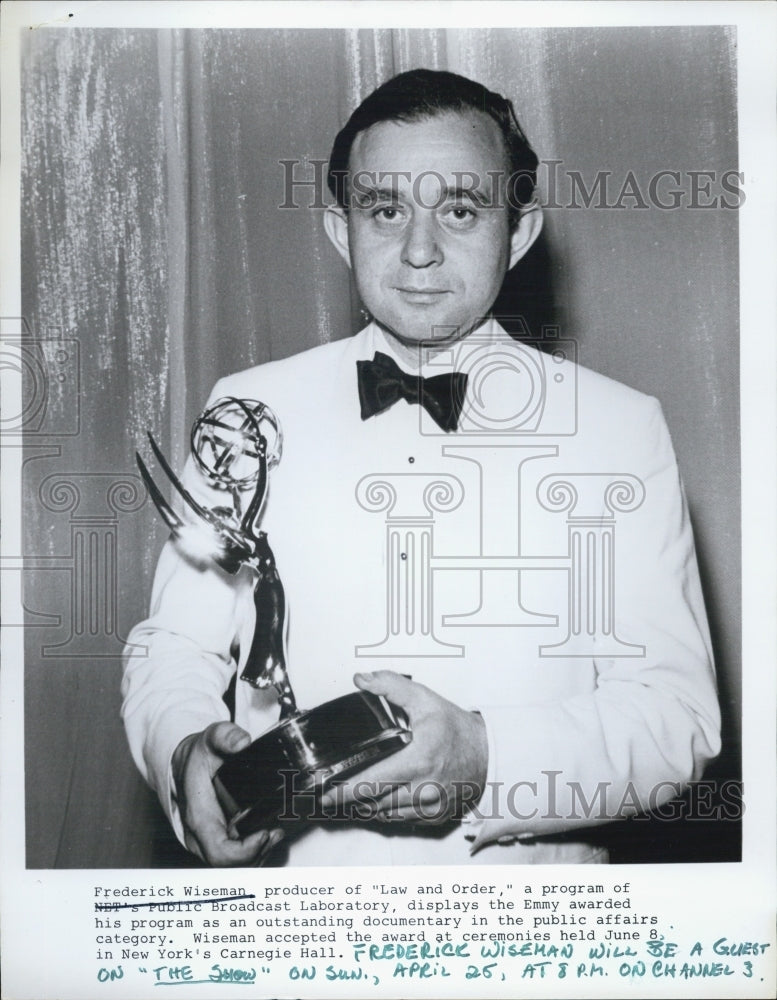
[{"x1": 157, "y1": 29, "x2": 190, "y2": 470}]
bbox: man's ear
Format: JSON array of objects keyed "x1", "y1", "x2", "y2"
[
  {"x1": 323, "y1": 206, "x2": 352, "y2": 268},
  {"x1": 508, "y1": 203, "x2": 543, "y2": 270}
]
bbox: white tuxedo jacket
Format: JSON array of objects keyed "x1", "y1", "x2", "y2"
[{"x1": 122, "y1": 321, "x2": 721, "y2": 866}]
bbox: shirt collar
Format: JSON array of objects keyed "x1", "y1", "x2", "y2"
[{"x1": 361, "y1": 317, "x2": 506, "y2": 376}]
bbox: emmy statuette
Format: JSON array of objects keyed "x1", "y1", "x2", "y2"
[{"x1": 136, "y1": 398, "x2": 411, "y2": 838}]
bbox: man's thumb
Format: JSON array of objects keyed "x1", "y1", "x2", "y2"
[
  {"x1": 353, "y1": 670, "x2": 414, "y2": 707},
  {"x1": 206, "y1": 721, "x2": 252, "y2": 756}
]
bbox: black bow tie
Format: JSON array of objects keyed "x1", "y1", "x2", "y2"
[{"x1": 356, "y1": 352, "x2": 468, "y2": 433}]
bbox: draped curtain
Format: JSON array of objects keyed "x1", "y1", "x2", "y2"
[{"x1": 20, "y1": 26, "x2": 739, "y2": 867}]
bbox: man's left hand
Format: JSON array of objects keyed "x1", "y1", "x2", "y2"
[{"x1": 320, "y1": 671, "x2": 488, "y2": 825}]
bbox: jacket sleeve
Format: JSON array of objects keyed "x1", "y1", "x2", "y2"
[{"x1": 465, "y1": 397, "x2": 722, "y2": 850}]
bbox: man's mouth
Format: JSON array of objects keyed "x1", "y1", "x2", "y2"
[{"x1": 395, "y1": 287, "x2": 451, "y2": 303}]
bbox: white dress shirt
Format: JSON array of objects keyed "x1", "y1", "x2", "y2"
[{"x1": 122, "y1": 320, "x2": 721, "y2": 866}]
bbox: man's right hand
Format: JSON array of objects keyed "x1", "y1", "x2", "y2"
[{"x1": 172, "y1": 722, "x2": 284, "y2": 866}]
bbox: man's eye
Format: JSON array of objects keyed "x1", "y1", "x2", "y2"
[
  {"x1": 444, "y1": 205, "x2": 478, "y2": 225},
  {"x1": 448, "y1": 205, "x2": 476, "y2": 222},
  {"x1": 373, "y1": 205, "x2": 403, "y2": 222}
]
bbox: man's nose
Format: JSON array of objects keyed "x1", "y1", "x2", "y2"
[{"x1": 401, "y1": 214, "x2": 443, "y2": 268}]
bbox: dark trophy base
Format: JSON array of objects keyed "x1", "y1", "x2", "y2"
[{"x1": 213, "y1": 691, "x2": 412, "y2": 838}]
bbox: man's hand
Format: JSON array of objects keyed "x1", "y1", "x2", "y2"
[
  {"x1": 172, "y1": 722, "x2": 284, "y2": 866},
  {"x1": 321, "y1": 671, "x2": 488, "y2": 825}
]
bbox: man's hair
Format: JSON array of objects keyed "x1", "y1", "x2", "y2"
[{"x1": 327, "y1": 68, "x2": 539, "y2": 227}]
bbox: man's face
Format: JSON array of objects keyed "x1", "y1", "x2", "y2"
[{"x1": 325, "y1": 111, "x2": 540, "y2": 350}]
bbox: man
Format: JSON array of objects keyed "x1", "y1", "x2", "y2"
[{"x1": 122, "y1": 69, "x2": 721, "y2": 867}]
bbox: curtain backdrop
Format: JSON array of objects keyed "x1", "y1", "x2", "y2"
[{"x1": 20, "y1": 26, "x2": 740, "y2": 867}]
